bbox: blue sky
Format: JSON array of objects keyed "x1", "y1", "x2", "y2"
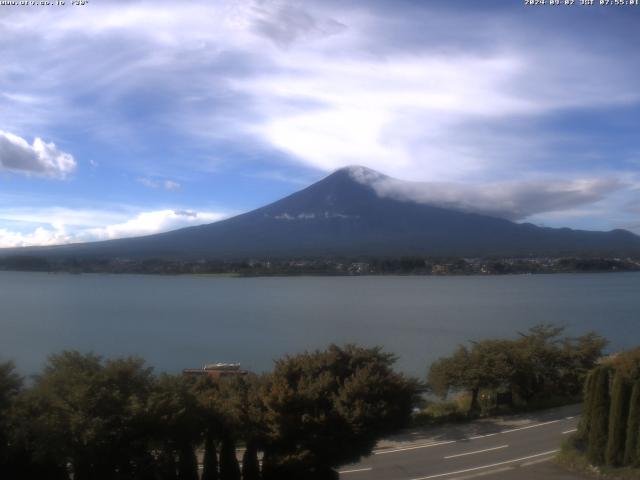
[{"x1": 1, "y1": 0, "x2": 639, "y2": 246}]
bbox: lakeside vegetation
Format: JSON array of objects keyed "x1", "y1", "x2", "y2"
[
  {"x1": 559, "y1": 348, "x2": 640, "y2": 478},
  {"x1": 0, "y1": 345, "x2": 420, "y2": 480},
  {"x1": 0, "y1": 325, "x2": 610, "y2": 479},
  {"x1": 1, "y1": 254, "x2": 639, "y2": 276},
  {"x1": 424, "y1": 325, "x2": 606, "y2": 419}
]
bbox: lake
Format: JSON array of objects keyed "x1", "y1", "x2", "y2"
[{"x1": 1, "y1": 271, "x2": 638, "y2": 377}]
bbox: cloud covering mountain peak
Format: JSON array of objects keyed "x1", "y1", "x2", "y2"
[{"x1": 347, "y1": 167, "x2": 621, "y2": 221}]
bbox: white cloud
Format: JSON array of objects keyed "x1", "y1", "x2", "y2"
[
  {"x1": 0, "y1": 226, "x2": 73, "y2": 248},
  {"x1": 0, "y1": 131, "x2": 76, "y2": 178},
  {"x1": 0, "y1": 209, "x2": 227, "y2": 247},
  {"x1": 237, "y1": 44, "x2": 639, "y2": 180},
  {"x1": 85, "y1": 209, "x2": 221, "y2": 241},
  {"x1": 0, "y1": 0, "x2": 638, "y2": 246},
  {"x1": 3, "y1": 1, "x2": 638, "y2": 182},
  {"x1": 348, "y1": 166, "x2": 622, "y2": 221},
  {"x1": 138, "y1": 178, "x2": 182, "y2": 190},
  {"x1": 138, "y1": 178, "x2": 160, "y2": 188},
  {"x1": 164, "y1": 180, "x2": 181, "y2": 191}
]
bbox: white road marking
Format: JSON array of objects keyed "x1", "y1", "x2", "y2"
[
  {"x1": 444, "y1": 445, "x2": 508, "y2": 459},
  {"x1": 562, "y1": 428, "x2": 578, "y2": 434},
  {"x1": 338, "y1": 467, "x2": 373, "y2": 474},
  {"x1": 374, "y1": 440, "x2": 456, "y2": 455},
  {"x1": 566, "y1": 416, "x2": 575, "y2": 420},
  {"x1": 520, "y1": 456, "x2": 556, "y2": 467},
  {"x1": 499, "y1": 419, "x2": 561, "y2": 434},
  {"x1": 409, "y1": 449, "x2": 559, "y2": 480},
  {"x1": 468, "y1": 433, "x2": 498, "y2": 440},
  {"x1": 451, "y1": 466, "x2": 514, "y2": 480},
  {"x1": 371, "y1": 416, "x2": 576, "y2": 457}
]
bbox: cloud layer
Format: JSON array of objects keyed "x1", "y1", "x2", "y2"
[
  {"x1": 0, "y1": 131, "x2": 76, "y2": 178},
  {"x1": 1, "y1": 0, "x2": 639, "y2": 242},
  {"x1": 138, "y1": 178, "x2": 182, "y2": 191},
  {"x1": 3, "y1": 1, "x2": 638, "y2": 181},
  {"x1": 0, "y1": 209, "x2": 227, "y2": 248},
  {"x1": 349, "y1": 166, "x2": 622, "y2": 221}
]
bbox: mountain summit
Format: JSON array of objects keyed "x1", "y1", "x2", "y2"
[{"x1": 5, "y1": 167, "x2": 640, "y2": 258}]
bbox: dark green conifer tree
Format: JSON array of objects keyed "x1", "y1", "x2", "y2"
[
  {"x1": 177, "y1": 443, "x2": 199, "y2": 480},
  {"x1": 219, "y1": 436, "x2": 241, "y2": 480},
  {"x1": 625, "y1": 381, "x2": 640, "y2": 466},
  {"x1": 578, "y1": 369, "x2": 596, "y2": 440},
  {"x1": 260, "y1": 451, "x2": 277, "y2": 480},
  {"x1": 587, "y1": 366, "x2": 611, "y2": 465},
  {"x1": 202, "y1": 431, "x2": 219, "y2": 480},
  {"x1": 156, "y1": 450, "x2": 178, "y2": 480},
  {"x1": 606, "y1": 372, "x2": 631, "y2": 466},
  {"x1": 0, "y1": 362, "x2": 22, "y2": 478},
  {"x1": 241, "y1": 441, "x2": 260, "y2": 480}
]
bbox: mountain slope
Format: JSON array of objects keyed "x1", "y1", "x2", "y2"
[{"x1": 4, "y1": 167, "x2": 640, "y2": 258}]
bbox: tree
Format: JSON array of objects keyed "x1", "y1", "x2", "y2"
[
  {"x1": 428, "y1": 341, "x2": 515, "y2": 415},
  {"x1": 0, "y1": 361, "x2": 22, "y2": 475},
  {"x1": 624, "y1": 380, "x2": 640, "y2": 466},
  {"x1": 428, "y1": 325, "x2": 607, "y2": 414},
  {"x1": 194, "y1": 373, "x2": 266, "y2": 480},
  {"x1": 148, "y1": 375, "x2": 205, "y2": 480},
  {"x1": 512, "y1": 325, "x2": 572, "y2": 402},
  {"x1": 6, "y1": 352, "x2": 156, "y2": 480},
  {"x1": 611, "y1": 348, "x2": 640, "y2": 380},
  {"x1": 260, "y1": 344, "x2": 420, "y2": 478},
  {"x1": 156, "y1": 450, "x2": 178, "y2": 480},
  {"x1": 587, "y1": 366, "x2": 611, "y2": 465},
  {"x1": 219, "y1": 436, "x2": 241, "y2": 480},
  {"x1": 558, "y1": 331, "x2": 608, "y2": 398},
  {"x1": 177, "y1": 443, "x2": 199, "y2": 480},
  {"x1": 201, "y1": 430, "x2": 219, "y2": 480},
  {"x1": 241, "y1": 441, "x2": 261, "y2": 480},
  {"x1": 606, "y1": 372, "x2": 631, "y2": 466},
  {"x1": 577, "y1": 369, "x2": 597, "y2": 440}
]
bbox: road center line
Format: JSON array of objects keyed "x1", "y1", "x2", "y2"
[
  {"x1": 499, "y1": 419, "x2": 561, "y2": 434},
  {"x1": 338, "y1": 467, "x2": 373, "y2": 474},
  {"x1": 372, "y1": 416, "x2": 574, "y2": 457},
  {"x1": 444, "y1": 444, "x2": 508, "y2": 459},
  {"x1": 409, "y1": 449, "x2": 559, "y2": 480},
  {"x1": 468, "y1": 433, "x2": 498, "y2": 440},
  {"x1": 562, "y1": 428, "x2": 578, "y2": 434},
  {"x1": 375, "y1": 440, "x2": 457, "y2": 455}
]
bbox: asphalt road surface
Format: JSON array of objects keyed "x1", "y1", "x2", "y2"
[{"x1": 339, "y1": 405, "x2": 586, "y2": 480}]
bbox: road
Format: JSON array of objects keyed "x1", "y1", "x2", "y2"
[{"x1": 339, "y1": 405, "x2": 585, "y2": 480}]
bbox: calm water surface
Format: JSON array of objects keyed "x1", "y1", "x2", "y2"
[{"x1": 1, "y1": 271, "x2": 638, "y2": 377}]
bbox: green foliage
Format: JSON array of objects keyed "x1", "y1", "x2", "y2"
[
  {"x1": 611, "y1": 348, "x2": 640, "y2": 380},
  {"x1": 177, "y1": 443, "x2": 199, "y2": 480},
  {"x1": 156, "y1": 450, "x2": 178, "y2": 480},
  {"x1": 427, "y1": 342, "x2": 515, "y2": 415},
  {"x1": 624, "y1": 381, "x2": 640, "y2": 466},
  {"x1": 606, "y1": 372, "x2": 631, "y2": 466},
  {"x1": 579, "y1": 348, "x2": 640, "y2": 469},
  {"x1": 260, "y1": 344, "x2": 420, "y2": 475},
  {"x1": 219, "y1": 436, "x2": 241, "y2": 480},
  {"x1": 577, "y1": 369, "x2": 596, "y2": 440},
  {"x1": 242, "y1": 441, "x2": 261, "y2": 480},
  {"x1": 587, "y1": 366, "x2": 611, "y2": 466},
  {"x1": 13, "y1": 352, "x2": 156, "y2": 479},
  {"x1": 0, "y1": 361, "x2": 22, "y2": 413},
  {"x1": 148, "y1": 374, "x2": 205, "y2": 446},
  {"x1": 0, "y1": 361, "x2": 22, "y2": 476},
  {"x1": 1, "y1": 345, "x2": 419, "y2": 478},
  {"x1": 427, "y1": 325, "x2": 606, "y2": 416},
  {"x1": 201, "y1": 431, "x2": 219, "y2": 480}
]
